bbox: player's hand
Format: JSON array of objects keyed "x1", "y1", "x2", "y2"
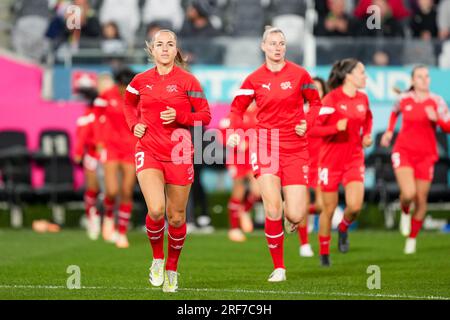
[
  {"x1": 380, "y1": 131, "x2": 393, "y2": 147},
  {"x1": 227, "y1": 133, "x2": 241, "y2": 148},
  {"x1": 134, "y1": 123, "x2": 147, "y2": 138},
  {"x1": 295, "y1": 120, "x2": 307, "y2": 136},
  {"x1": 425, "y1": 107, "x2": 438, "y2": 122},
  {"x1": 160, "y1": 106, "x2": 176, "y2": 124},
  {"x1": 362, "y1": 135, "x2": 373, "y2": 148},
  {"x1": 336, "y1": 118, "x2": 348, "y2": 131}
]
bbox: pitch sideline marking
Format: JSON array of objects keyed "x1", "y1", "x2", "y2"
[{"x1": 0, "y1": 284, "x2": 448, "y2": 300}]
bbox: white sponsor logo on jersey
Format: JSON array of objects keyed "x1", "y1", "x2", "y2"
[
  {"x1": 146, "y1": 84, "x2": 153, "y2": 90},
  {"x1": 340, "y1": 105, "x2": 347, "y2": 111},
  {"x1": 280, "y1": 81, "x2": 292, "y2": 90},
  {"x1": 262, "y1": 83, "x2": 271, "y2": 91}
]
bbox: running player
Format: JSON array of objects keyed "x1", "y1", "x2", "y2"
[
  {"x1": 297, "y1": 77, "x2": 329, "y2": 257},
  {"x1": 311, "y1": 58, "x2": 373, "y2": 267},
  {"x1": 227, "y1": 26, "x2": 322, "y2": 282},
  {"x1": 94, "y1": 68, "x2": 138, "y2": 248},
  {"x1": 74, "y1": 85, "x2": 101, "y2": 240},
  {"x1": 219, "y1": 101, "x2": 260, "y2": 242},
  {"x1": 380, "y1": 65, "x2": 450, "y2": 254},
  {"x1": 123, "y1": 30, "x2": 211, "y2": 292}
]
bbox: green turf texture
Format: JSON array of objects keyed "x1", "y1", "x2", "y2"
[{"x1": 0, "y1": 229, "x2": 449, "y2": 300}]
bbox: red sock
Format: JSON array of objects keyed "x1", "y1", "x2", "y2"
[
  {"x1": 166, "y1": 223, "x2": 187, "y2": 271},
  {"x1": 244, "y1": 193, "x2": 259, "y2": 212},
  {"x1": 228, "y1": 198, "x2": 242, "y2": 229},
  {"x1": 265, "y1": 218, "x2": 285, "y2": 269},
  {"x1": 309, "y1": 204, "x2": 317, "y2": 214},
  {"x1": 409, "y1": 218, "x2": 423, "y2": 239},
  {"x1": 401, "y1": 203, "x2": 410, "y2": 214},
  {"x1": 145, "y1": 215, "x2": 165, "y2": 259},
  {"x1": 118, "y1": 203, "x2": 132, "y2": 235},
  {"x1": 298, "y1": 225, "x2": 309, "y2": 245},
  {"x1": 104, "y1": 197, "x2": 115, "y2": 218},
  {"x1": 84, "y1": 189, "x2": 98, "y2": 218},
  {"x1": 338, "y1": 216, "x2": 352, "y2": 233},
  {"x1": 319, "y1": 235, "x2": 331, "y2": 255}
]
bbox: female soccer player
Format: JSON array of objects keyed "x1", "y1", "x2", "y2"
[
  {"x1": 227, "y1": 26, "x2": 322, "y2": 282},
  {"x1": 380, "y1": 65, "x2": 450, "y2": 254},
  {"x1": 94, "y1": 68, "x2": 138, "y2": 248},
  {"x1": 74, "y1": 85, "x2": 101, "y2": 240},
  {"x1": 297, "y1": 77, "x2": 329, "y2": 257},
  {"x1": 312, "y1": 58, "x2": 373, "y2": 267},
  {"x1": 123, "y1": 30, "x2": 211, "y2": 292},
  {"x1": 219, "y1": 102, "x2": 260, "y2": 242}
]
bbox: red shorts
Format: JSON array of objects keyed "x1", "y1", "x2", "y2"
[
  {"x1": 391, "y1": 150, "x2": 435, "y2": 181},
  {"x1": 227, "y1": 163, "x2": 252, "y2": 179},
  {"x1": 102, "y1": 146, "x2": 135, "y2": 164},
  {"x1": 318, "y1": 158, "x2": 365, "y2": 192},
  {"x1": 308, "y1": 165, "x2": 319, "y2": 189},
  {"x1": 251, "y1": 149, "x2": 309, "y2": 187},
  {"x1": 135, "y1": 150, "x2": 194, "y2": 185}
]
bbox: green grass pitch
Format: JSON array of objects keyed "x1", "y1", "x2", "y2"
[{"x1": 0, "y1": 229, "x2": 449, "y2": 300}]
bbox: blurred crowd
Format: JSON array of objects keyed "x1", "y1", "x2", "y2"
[{"x1": 5, "y1": 0, "x2": 450, "y2": 65}]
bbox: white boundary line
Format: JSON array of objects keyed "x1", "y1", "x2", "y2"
[{"x1": 0, "y1": 285, "x2": 448, "y2": 300}]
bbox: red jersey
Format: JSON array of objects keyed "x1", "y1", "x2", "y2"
[
  {"x1": 94, "y1": 85, "x2": 137, "y2": 152},
  {"x1": 123, "y1": 65, "x2": 211, "y2": 162},
  {"x1": 229, "y1": 60, "x2": 322, "y2": 153},
  {"x1": 219, "y1": 106, "x2": 258, "y2": 164},
  {"x1": 311, "y1": 86, "x2": 373, "y2": 168},
  {"x1": 74, "y1": 107, "x2": 99, "y2": 158},
  {"x1": 388, "y1": 91, "x2": 450, "y2": 161}
]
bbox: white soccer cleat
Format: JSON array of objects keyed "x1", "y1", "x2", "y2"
[
  {"x1": 404, "y1": 238, "x2": 416, "y2": 255},
  {"x1": 115, "y1": 233, "x2": 129, "y2": 248},
  {"x1": 399, "y1": 212, "x2": 411, "y2": 237},
  {"x1": 299, "y1": 243, "x2": 314, "y2": 257},
  {"x1": 102, "y1": 216, "x2": 116, "y2": 242},
  {"x1": 162, "y1": 270, "x2": 178, "y2": 293},
  {"x1": 268, "y1": 268, "x2": 286, "y2": 282},
  {"x1": 149, "y1": 259, "x2": 165, "y2": 287},
  {"x1": 228, "y1": 228, "x2": 246, "y2": 242},
  {"x1": 87, "y1": 210, "x2": 101, "y2": 240}
]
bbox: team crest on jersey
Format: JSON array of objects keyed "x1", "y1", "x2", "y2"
[
  {"x1": 302, "y1": 165, "x2": 309, "y2": 173},
  {"x1": 357, "y1": 104, "x2": 366, "y2": 112},
  {"x1": 262, "y1": 83, "x2": 271, "y2": 91},
  {"x1": 110, "y1": 99, "x2": 118, "y2": 107},
  {"x1": 166, "y1": 85, "x2": 178, "y2": 93},
  {"x1": 340, "y1": 105, "x2": 347, "y2": 111},
  {"x1": 405, "y1": 105, "x2": 413, "y2": 111},
  {"x1": 280, "y1": 81, "x2": 292, "y2": 90}
]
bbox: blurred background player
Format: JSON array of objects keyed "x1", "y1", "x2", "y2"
[
  {"x1": 380, "y1": 65, "x2": 450, "y2": 254},
  {"x1": 311, "y1": 58, "x2": 373, "y2": 267},
  {"x1": 219, "y1": 101, "x2": 260, "y2": 242},
  {"x1": 94, "y1": 67, "x2": 138, "y2": 248},
  {"x1": 74, "y1": 80, "x2": 101, "y2": 240},
  {"x1": 123, "y1": 30, "x2": 211, "y2": 293},
  {"x1": 297, "y1": 77, "x2": 329, "y2": 257},
  {"x1": 227, "y1": 26, "x2": 321, "y2": 282}
]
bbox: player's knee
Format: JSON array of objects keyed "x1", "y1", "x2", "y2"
[
  {"x1": 168, "y1": 215, "x2": 186, "y2": 228},
  {"x1": 347, "y1": 203, "x2": 362, "y2": 215},
  {"x1": 264, "y1": 204, "x2": 282, "y2": 220},
  {"x1": 402, "y1": 189, "x2": 416, "y2": 203},
  {"x1": 148, "y1": 204, "x2": 165, "y2": 221}
]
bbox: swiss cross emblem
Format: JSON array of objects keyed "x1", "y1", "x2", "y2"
[
  {"x1": 166, "y1": 85, "x2": 178, "y2": 93},
  {"x1": 280, "y1": 81, "x2": 292, "y2": 90},
  {"x1": 357, "y1": 104, "x2": 365, "y2": 112}
]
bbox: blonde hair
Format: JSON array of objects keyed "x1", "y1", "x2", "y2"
[
  {"x1": 145, "y1": 29, "x2": 188, "y2": 69},
  {"x1": 262, "y1": 25, "x2": 285, "y2": 42}
]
